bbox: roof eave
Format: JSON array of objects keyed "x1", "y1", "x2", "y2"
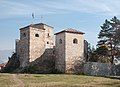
[{"x1": 54, "y1": 31, "x2": 85, "y2": 35}]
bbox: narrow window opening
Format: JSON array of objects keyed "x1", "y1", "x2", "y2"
[
  {"x1": 48, "y1": 33, "x2": 50, "y2": 37},
  {"x1": 47, "y1": 42, "x2": 49, "y2": 44},
  {"x1": 23, "y1": 33, "x2": 26, "y2": 37},
  {"x1": 59, "y1": 39, "x2": 62, "y2": 44},
  {"x1": 35, "y1": 34, "x2": 39, "y2": 37}
]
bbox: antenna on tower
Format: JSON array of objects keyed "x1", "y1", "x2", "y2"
[
  {"x1": 40, "y1": 15, "x2": 43, "y2": 23},
  {"x1": 32, "y1": 13, "x2": 35, "y2": 19},
  {"x1": 31, "y1": 13, "x2": 35, "y2": 24}
]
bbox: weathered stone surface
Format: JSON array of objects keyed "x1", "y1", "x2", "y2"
[
  {"x1": 84, "y1": 62, "x2": 113, "y2": 76},
  {"x1": 21, "y1": 48, "x2": 55, "y2": 74},
  {"x1": 55, "y1": 29, "x2": 85, "y2": 73},
  {"x1": 16, "y1": 23, "x2": 54, "y2": 68},
  {"x1": 55, "y1": 32, "x2": 66, "y2": 73},
  {"x1": 16, "y1": 23, "x2": 85, "y2": 74}
]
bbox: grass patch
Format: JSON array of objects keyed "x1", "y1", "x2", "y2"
[
  {"x1": 0, "y1": 73, "x2": 120, "y2": 87},
  {"x1": 0, "y1": 73, "x2": 16, "y2": 87}
]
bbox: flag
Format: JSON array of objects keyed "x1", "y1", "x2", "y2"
[{"x1": 32, "y1": 13, "x2": 34, "y2": 19}]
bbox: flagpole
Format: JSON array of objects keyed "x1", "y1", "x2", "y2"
[
  {"x1": 40, "y1": 15, "x2": 43, "y2": 23},
  {"x1": 32, "y1": 13, "x2": 35, "y2": 24}
]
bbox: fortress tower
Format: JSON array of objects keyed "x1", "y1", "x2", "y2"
[
  {"x1": 16, "y1": 23, "x2": 54, "y2": 67},
  {"x1": 55, "y1": 29, "x2": 85, "y2": 73}
]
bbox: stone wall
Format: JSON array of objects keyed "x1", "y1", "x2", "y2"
[
  {"x1": 29, "y1": 25, "x2": 54, "y2": 62},
  {"x1": 25, "y1": 48, "x2": 55, "y2": 74},
  {"x1": 29, "y1": 27, "x2": 46, "y2": 62},
  {"x1": 16, "y1": 27, "x2": 30, "y2": 67},
  {"x1": 16, "y1": 23, "x2": 86, "y2": 74},
  {"x1": 55, "y1": 32, "x2": 66, "y2": 73},
  {"x1": 65, "y1": 32, "x2": 84, "y2": 73},
  {"x1": 84, "y1": 62, "x2": 113, "y2": 76},
  {"x1": 16, "y1": 23, "x2": 54, "y2": 68},
  {"x1": 55, "y1": 32, "x2": 85, "y2": 74},
  {"x1": 44, "y1": 25, "x2": 54, "y2": 48}
]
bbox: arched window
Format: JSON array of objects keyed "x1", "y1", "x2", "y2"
[
  {"x1": 35, "y1": 34, "x2": 39, "y2": 37},
  {"x1": 73, "y1": 38, "x2": 78, "y2": 44},
  {"x1": 59, "y1": 39, "x2": 62, "y2": 44}
]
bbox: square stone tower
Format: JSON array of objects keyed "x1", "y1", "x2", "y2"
[
  {"x1": 16, "y1": 23, "x2": 54, "y2": 67},
  {"x1": 55, "y1": 29, "x2": 85, "y2": 73}
]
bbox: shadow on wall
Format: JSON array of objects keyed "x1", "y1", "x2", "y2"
[
  {"x1": 21, "y1": 48, "x2": 55, "y2": 74},
  {"x1": 73, "y1": 56, "x2": 85, "y2": 74}
]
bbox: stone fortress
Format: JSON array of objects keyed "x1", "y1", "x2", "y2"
[{"x1": 16, "y1": 23, "x2": 86, "y2": 73}]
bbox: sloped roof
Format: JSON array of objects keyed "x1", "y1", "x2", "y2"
[
  {"x1": 20, "y1": 23, "x2": 53, "y2": 30},
  {"x1": 54, "y1": 28, "x2": 85, "y2": 35}
]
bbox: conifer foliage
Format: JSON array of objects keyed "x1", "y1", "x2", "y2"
[{"x1": 97, "y1": 16, "x2": 120, "y2": 63}]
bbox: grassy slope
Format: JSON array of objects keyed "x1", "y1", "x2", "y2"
[{"x1": 0, "y1": 74, "x2": 120, "y2": 87}]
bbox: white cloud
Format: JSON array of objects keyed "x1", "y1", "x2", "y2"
[{"x1": 0, "y1": 0, "x2": 120, "y2": 19}]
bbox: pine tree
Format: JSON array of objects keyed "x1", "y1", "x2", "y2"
[
  {"x1": 98, "y1": 19, "x2": 111, "y2": 46},
  {"x1": 97, "y1": 16, "x2": 120, "y2": 63},
  {"x1": 110, "y1": 17, "x2": 120, "y2": 59}
]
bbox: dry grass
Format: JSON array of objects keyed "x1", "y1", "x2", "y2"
[
  {"x1": 0, "y1": 73, "x2": 120, "y2": 87},
  {"x1": 0, "y1": 73, "x2": 17, "y2": 87}
]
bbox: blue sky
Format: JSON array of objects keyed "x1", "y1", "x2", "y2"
[{"x1": 0, "y1": 0, "x2": 120, "y2": 50}]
